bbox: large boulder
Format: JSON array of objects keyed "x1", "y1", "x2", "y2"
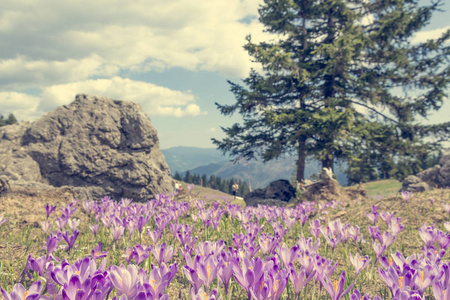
[
  {"x1": 244, "y1": 179, "x2": 296, "y2": 207},
  {"x1": 401, "y1": 149, "x2": 450, "y2": 192},
  {"x1": 0, "y1": 94, "x2": 174, "y2": 201}
]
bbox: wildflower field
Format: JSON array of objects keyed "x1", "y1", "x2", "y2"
[{"x1": 0, "y1": 183, "x2": 449, "y2": 300}]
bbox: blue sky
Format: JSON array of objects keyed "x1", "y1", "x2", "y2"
[{"x1": 1, "y1": 0, "x2": 448, "y2": 149}]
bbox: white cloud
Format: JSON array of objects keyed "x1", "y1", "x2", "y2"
[
  {"x1": 411, "y1": 26, "x2": 450, "y2": 44},
  {"x1": 0, "y1": 92, "x2": 42, "y2": 121},
  {"x1": 0, "y1": 0, "x2": 270, "y2": 90},
  {"x1": 2, "y1": 77, "x2": 205, "y2": 120}
]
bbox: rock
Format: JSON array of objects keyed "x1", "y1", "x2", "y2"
[
  {"x1": 407, "y1": 182, "x2": 431, "y2": 193},
  {"x1": 0, "y1": 175, "x2": 10, "y2": 193},
  {"x1": 401, "y1": 149, "x2": 450, "y2": 192},
  {"x1": 244, "y1": 179, "x2": 296, "y2": 207},
  {"x1": 0, "y1": 94, "x2": 174, "y2": 201},
  {"x1": 401, "y1": 175, "x2": 422, "y2": 191}
]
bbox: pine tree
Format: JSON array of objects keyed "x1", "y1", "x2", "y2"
[
  {"x1": 172, "y1": 171, "x2": 181, "y2": 180},
  {"x1": 213, "y1": 0, "x2": 368, "y2": 181},
  {"x1": 344, "y1": 0, "x2": 450, "y2": 182},
  {"x1": 209, "y1": 175, "x2": 216, "y2": 189},
  {"x1": 201, "y1": 174, "x2": 208, "y2": 187},
  {"x1": 213, "y1": 0, "x2": 450, "y2": 182},
  {"x1": 184, "y1": 171, "x2": 193, "y2": 183},
  {"x1": 5, "y1": 113, "x2": 17, "y2": 125}
]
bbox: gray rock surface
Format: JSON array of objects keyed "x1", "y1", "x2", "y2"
[
  {"x1": 244, "y1": 179, "x2": 296, "y2": 207},
  {"x1": 0, "y1": 94, "x2": 174, "y2": 201},
  {"x1": 401, "y1": 149, "x2": 450, "y2": 192}
]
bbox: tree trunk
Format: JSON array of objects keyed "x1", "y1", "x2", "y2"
[
  {"x1": 296, "y1": 135, "x2": 308, "y2": 182},
  {"x1": 322, "y1": 156, "x2": 334, "y2": 172}
]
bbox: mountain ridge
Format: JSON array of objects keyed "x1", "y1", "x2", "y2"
[{"x1": 161, "y1": 146, "x2": 348, "y2": 189}]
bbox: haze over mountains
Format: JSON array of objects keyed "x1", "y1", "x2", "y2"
[{"x1": 161, "y1": 146, "x2": 348, "y2": 189}]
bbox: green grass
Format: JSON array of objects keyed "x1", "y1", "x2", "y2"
[{"x1": 347, "y1": 179, "x2": 402, "y2": 197}]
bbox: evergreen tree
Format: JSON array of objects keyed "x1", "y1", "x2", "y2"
[
  {"x1": 221, "y1": 180, "x2": 230, "y2": 194},
  {"x1": 213, "y1": 0, "x2": 368, "y2": 181},
  {"x1": 348, "y1": 0, "x2": 450, "y2": 181},
  {"x1": 213, "y1": 0, "x2": 449, "y2": 182},
  {"x1": 209, "y1": 175, "x2": 216, "y2": 189},
  {"x1": 184, "y1": 171, "x2": 193, "y2": 183},
  {"x1": 5, "y1": 113, "x2": 17, "y2": 125},
  {"x1": 201, "y1": 174, "x2": 208, "y2": 187},
  {"x1": 173, "y1": 171, "x2": 182, "y2": 181},
  {"x1": 0, "y1": 113, "x2": 18, "y2": 127}
]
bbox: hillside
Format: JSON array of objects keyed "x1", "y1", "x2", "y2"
[
  {"x1": 162, "y1": 146, "x2": 348, "y2": 189},
  {"x1": 161, "y1": 146, "x2": 229, "y2": 174}
]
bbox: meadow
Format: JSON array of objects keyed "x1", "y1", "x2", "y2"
[{"x1": 0, "y1": 180, "x2": 449, "y2": 300}]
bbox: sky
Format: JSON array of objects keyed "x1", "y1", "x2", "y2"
[{"x1": 1, "y1": 0, "x2": 449, "y2": 150}]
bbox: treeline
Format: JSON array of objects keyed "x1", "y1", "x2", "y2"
[
  {"x1": 173, "y1": 171, "x2": 250, "y2": 197},
  {"x1": 0, "y1": 113, "x2": 17, "y2": 127}
]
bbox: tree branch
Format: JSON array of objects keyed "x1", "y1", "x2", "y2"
[{"x1": 348, "y1": 100, "x2": 399, "y2": 124}]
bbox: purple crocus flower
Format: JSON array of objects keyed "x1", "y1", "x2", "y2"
[
  {"x1": 46, "y1": 233, "x2": 60, "y2": 256},
  {"x1": 232, "y1": 257, "x2": 265, "y2": 298},
  {"x1": 139, "y1": 263, "x2": 176, "y2": 299},
  {"x1": 309, "y1": 219, "x2": 321, "y2": 239},
  {"x1": 196, "y1": 255, "x2": 222, "y2": 290},
  {"x1": 299, "y1": 213, "x2": 309, "y2": 228},
  {"x1": 133, "y1": 244, "x2": 151, "y2": 265},
  {"x1": 351, "y1": 289, "x2": 382, "y2": 300},
  {"x1": 62, "y1": 229, "x2": 79, "y2": 253},
  {"x1": 368, "y1": 226, "x2": 381, "y2": 242},
  {"x1": 320, "y1": 226, "x2": 343, "y2": 253},
  {"x1": 277, "y1": 243, "x2": 299, "y2": 268},
  {"x1": 40, "y1": 220, "x2": 53, "y2": 235},
  {"x1": 349, "y1": 253, "x2": 370, "y2": 275},
  {"x1": 67, "y1": 218, "x2": 81, "y2": 231},
  {"x1": 320, "y1": 271, "x2": 356, "y2": 300},
  {"x1": 190, "y1": 287, "x2": 220, "y2": 300},
  {"x1": 438, "y1": 231, "x2": 450, "y2": 249},
  {"x1": 152, "y1": 242, "x2": 176, "y2": 266},
  {"x1": 109, "y1": 264, "x2": 140, "y2": 299},
  {"x1": 258, "y1": 233, "x2": 278, "y2": 255},
  {"x1": 110, "y1": 225, "x2": 125, "y2": 243},
  {"x1": 147, "y1": 228, "x2": 163, "y2": 244},
  {"x1": 389, "y1": 218, "x2": 404, "y2": 236},
  {"x1": 367, "y1": 212, "x2": 379, "y2": 226},
  {"x1": 183, "y1": 265, "x2": 204, "y2": 294},
  {"x1": 90, "y1": 224, "x2": 100, "y2": 237},
  {"x1": 217, "y1": 251, "x2": 234, "y2": 295},
  {"x1": 45, "y1": 203, "x2": 57, "y2": 219},
  {"x1": 297, "y1": 236, "x2": 320, "y2": 255},
  {"x1": 381, "y1": 231, "x2": 396, "y2": 247},
  {"x1": 401, "y1": 190, "x2": 412, "y2": 202},
  {"x1": 1, "y1": 281, "x2": 42, "y2": 300},
  {"x1": 289, "y1": 266, "x2": 316, "y2": 299},
  {"x1": 412, "y1": 264, "x2": 435, "y2": 294},
  {"x1": 55, "y1": 217, "x2": 68, "y2": 231},
  {"x1": 419, "y1": 224, "x2": 439, "y2": 247},
  {"x1": 380, "y1": 211, "x2": 395, "y2": 226},
  {"x1": 176, "y1": 230, "x2": 197, "y2": 249},
  {"x1": 91, "y1": 242, "x2": 108, "y2": 259},
  {"x1": 232, "y1": 233, "x2": 246, "y2": 249},
  {"x1": 372, "y1": 241, "x2": 387, "y2": 261}
]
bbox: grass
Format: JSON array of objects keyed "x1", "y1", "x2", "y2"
[
  {"x1": 0, "y1": 180, "x2": 448, "y2": 299},
  {"x1": 347, "y1": 179, "x2": 403, "y2": 197}
]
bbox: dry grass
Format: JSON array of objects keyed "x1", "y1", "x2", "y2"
[{"x1": 0, "y1": 181, "x2": 449, "y2": 299}]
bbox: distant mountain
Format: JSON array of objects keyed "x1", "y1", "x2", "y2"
[
  {"x1": 206, "y1": 157, "x2": 348, "y2": 189},
  {"x1": 161, "y1": 146, "x2": 229, "y2": 174},
  {"x1": 162, "y1": 146, "x2": 349, "y2": 188}
]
